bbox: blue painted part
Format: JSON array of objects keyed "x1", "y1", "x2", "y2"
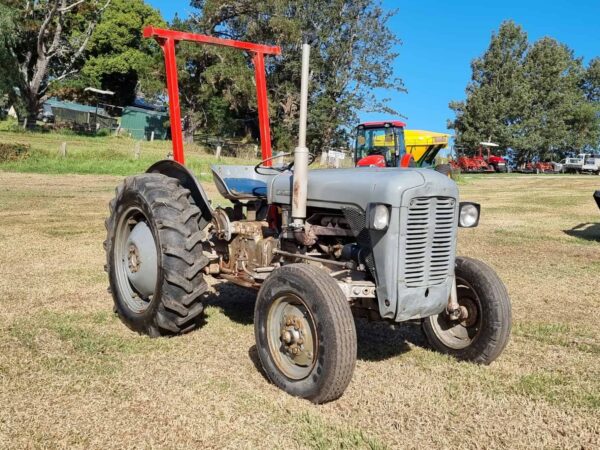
[{"x1": 223, "y1": 178, "x2": 268, "y2": 198}]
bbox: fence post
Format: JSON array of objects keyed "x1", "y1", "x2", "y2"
[
  {"x1": 216, "y1": 145, "x2": 222, "y2": 160},
  {"x1": 320, "y1": 151, "x2": 327, "y2": 166},
  {"x1": 150, "y1": 131, "x2": 155, "y2": 142},
  {"x1": 134, "y1": 141, "x2": 141, "y2": 160},
  {"x1": 22, "y1": 118, "x2": 28, "y2": 130},
  {"x1": 60, "y1": 142, "x2": 67, "y2": 158}
]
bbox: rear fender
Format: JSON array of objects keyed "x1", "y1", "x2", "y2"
[{"x1": 147, "y1": 160, "x2": 214, "y2": 229}]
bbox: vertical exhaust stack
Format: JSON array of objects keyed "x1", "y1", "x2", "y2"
[{"x1": 291, "y1": 39, "x2": 311, "y2": 228}]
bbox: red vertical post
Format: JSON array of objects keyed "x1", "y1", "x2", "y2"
[
  {"x1": 253, "y1": 52, "x2": 273, "y2": 166},
  {"x1": 160, "y1": 38, "x2": 185, "y2": 165}
]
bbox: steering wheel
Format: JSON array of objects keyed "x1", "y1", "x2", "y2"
[{"x1": 254, "y1": 152, "x2": 316, "y2": 175}]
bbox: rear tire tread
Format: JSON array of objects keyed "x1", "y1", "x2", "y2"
[{"x1": 105, "y1": 173, "x2": 208, "y2": 336}]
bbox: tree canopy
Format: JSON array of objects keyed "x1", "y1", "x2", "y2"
[
  {"x1": 0, "y1": 0, "x2": 168, "y2": 121},
  {"x1": 55, "y1": 0, "x2": 167, "y2": 106},
  {"x1": 450, "y1": 21, "x2": 600, "y2": 161},
  {"x1": 179, "y1": 0, "x2": 405, "y2": 151},
  {"x1": 0, "y1": 0, "x2": 113, "y2": 123}
]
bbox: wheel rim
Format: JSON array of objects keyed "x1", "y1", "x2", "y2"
[
  {"x1": 114, "y1": 206, "x2": 158, "y2": 313},
  {"x1": 266, "y1": 293, "x2": 317, "y2": 380},
  {"x1": 430, "y1": 277, "x2": 482, "y2": 350}
]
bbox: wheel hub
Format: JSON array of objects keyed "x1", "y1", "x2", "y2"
[
  {"x1": 430, "y1": 282, "x2": 482, "y2": 350},
  {"x1": 280, "y1": 316, "x2": 312, "y2": 363},
  {"x1": 267, "y1": 296, "x2": 317, "y2": 380},
  {"x1": 128, "y1": 245, "x2": 141, "y2": 273},
  {"x1": 124, "y1": 221, "x2": 158, "y2": 298}
]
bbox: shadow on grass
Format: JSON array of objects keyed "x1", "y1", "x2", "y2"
[
  {"x1": 207, "y1": 281, "x2": 425, "y2": 362},
  {"x1": 355, "y1": 319, "x2": 425, "y2": 361},
  {"x1": 563, "y1": 223, "x2": 600, "y2": 242},
  {"x1": 204, "y1": 281, "x2": 257, "y2": 325}
]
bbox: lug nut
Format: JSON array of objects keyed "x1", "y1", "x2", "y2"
[{"x1": 282, "y1": 331, "x2": 292, "y2": 344}]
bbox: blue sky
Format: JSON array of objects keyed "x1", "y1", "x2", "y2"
[{"x1": 147, "y1": 0, "x2": 600, "y2": 134}]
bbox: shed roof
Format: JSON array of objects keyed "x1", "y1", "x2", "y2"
[{"x1": 46, "y1": 99, "x2": 107, "y2": 115}]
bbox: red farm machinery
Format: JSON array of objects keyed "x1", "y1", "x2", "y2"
[{"x1": 450, "y1": 142, "x2": 507, "y2": 173}]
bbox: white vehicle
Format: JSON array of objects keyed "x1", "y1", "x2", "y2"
[
  {"x1": 553, "y1": 159, "x2": 566, "y2": 173},
  {"x1": 563, "y1": 154, "x2": 600, "y2": 174}
]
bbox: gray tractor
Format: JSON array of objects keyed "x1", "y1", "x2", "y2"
[{"x1": 105, "y1": 40, "x2": 511, "y2": 404}]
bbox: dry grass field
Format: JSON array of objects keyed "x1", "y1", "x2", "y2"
[{"x1": 0, "y1": 170, "x2": 599, "y2": 449}]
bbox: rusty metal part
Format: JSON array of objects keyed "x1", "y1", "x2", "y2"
[
  {"x1": 309, "y1": 224, "x2": 353, "y2": 237},
  {"x1": 127, "y1": 245, "x2": 140, "y2": 273},
  {"x1": 272, "y1": 249, "x2": 352, "y2": 268},
  {"x1": 293, "y1": 224, "x2": 317, "y2": 246},
  {"x1": 447, "y1": 277, "x2": 462, "y2": 320},
  {"x1": 212, "y1": 208, "x2": 232, "y2": 240},
  {"x1": 219, "y1": 273, "x2": 260, "y2": 289},
  {"x1": 231, "y1": 220, "x2": 268, "y2": 237}
]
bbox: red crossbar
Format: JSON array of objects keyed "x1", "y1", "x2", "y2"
[{"x1": 144, "y1": 26, "x2": 281, "y2": 166}]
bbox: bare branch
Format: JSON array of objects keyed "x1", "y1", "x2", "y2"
[
  {"x1": 39, "y1": 69, "x2": 78, "y2": 97},
  {"x1": 37, "y1": 1, "x2": 61, "y2": 57},
  {"x1": 47, "y1": 0, "x2": 66, "y2": 57},
  {"x1": 59, "y1": 0, "x2": 85, "y2": 13},
  {"x1": 51, "y1": 0, "x2": 112, "y2": 73}
]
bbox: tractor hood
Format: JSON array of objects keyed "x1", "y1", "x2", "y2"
[{"x1": 268, "y1": 167, "x2": 458, "y2": 210}]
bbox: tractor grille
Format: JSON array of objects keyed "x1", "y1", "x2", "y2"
[{"x1": 404, "y1": 197, "x2": 455, "y2": 287}]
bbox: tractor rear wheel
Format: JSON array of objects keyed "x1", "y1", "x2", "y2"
[
  {"x1": 254, "y1": 264, "x2": 357, "y2": 403},
  {"x1": 104, "y1": 173, "x2": 209, "y2": 336},
  {"x1": 423, "y1": 257, "x2": 511, "y2": 364}
]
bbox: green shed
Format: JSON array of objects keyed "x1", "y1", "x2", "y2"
[{"x1": 120, "y1": 106, "x2": 169, "y2": 141}]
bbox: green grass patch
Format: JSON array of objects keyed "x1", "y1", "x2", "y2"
[
  {"x1": 514, "y1": 372, "x2": 600, "y2": 409},
  {"x1": 514, "y1": 322, "x2": 599, "y2": 354},
  {"x1": 295, "y1": 412, "x2": 388, "y2": 450},
  {"x1": 9, "y1": 310, "x2": 172, "y2": 375},
  {"x1": 0, "y1": 130, "x2": 259, "y2": 180}
]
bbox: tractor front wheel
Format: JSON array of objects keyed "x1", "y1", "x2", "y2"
[
  {"x1": 423, "y1": 257, "x2": 511, "y2": 364},
  {"x1": 104, "y1": 173, "x2": 209, "y2": 336},
  {"x1": 254, "y1": 264, "x2": 357, "y2": 403}
]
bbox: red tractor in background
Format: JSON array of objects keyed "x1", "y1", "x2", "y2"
[
  {"x1": 450, "y1": 142, "x2": 507, "y2": 173},
  {"x1": 515, "y1": 161, "x2": 555, "y2": 174},
  {"x1": 476, "y1": 142, "x2": 508, "y2": 172}
]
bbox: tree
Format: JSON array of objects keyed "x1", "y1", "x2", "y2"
[
  {"x1": 53, "y1": 0, "x2": 166, "y2": 106},
  {"x1": 180, "y1": 0, "x2": 404, "y2": 151},
  {"x1": 0, "y1": 3, "x2": 18, "y2": 110},
  {"x1": 583, "y1": 57, "x2": 600, "y2": 103},
  {"x1": 521, "y1": 38, "x2": 596, "y2": 157},
  {"x1": 0, "y1": 0, "x2": 111, "y2": 126},
  {"x1": 449, "y1": 21, "x2": 529, "y2": 153},
  {"x1": 450, "y1": 21, "x2": 600, "y2": 160}
]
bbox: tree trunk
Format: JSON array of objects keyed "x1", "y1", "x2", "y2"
[{"x1": 25, "y1": 89, "x2": 40, "y2": 130}]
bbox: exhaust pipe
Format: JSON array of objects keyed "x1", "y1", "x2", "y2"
[{"x1": 291, "y1": 39, "x2": 311, "y2": 228}]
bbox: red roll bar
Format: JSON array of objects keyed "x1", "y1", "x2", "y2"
[{"x1": 143, "y1": 26, "x2": 281, "y2": 166}]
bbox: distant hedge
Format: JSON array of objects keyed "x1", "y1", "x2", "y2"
[{"x1": 0, "y1": 143, "x2": 30, "y2": 162}]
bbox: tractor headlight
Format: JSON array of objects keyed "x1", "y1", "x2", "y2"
[
  {"x1": 459, "y1": 202, "x2": 480, "y2": 228},
  {"x1": 367, "y1": 203, "x2": 390, "y2": 231}
]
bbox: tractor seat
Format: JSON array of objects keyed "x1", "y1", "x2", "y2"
[
  {"x1": 223, "y1": 178, "x2": 268, "y2": 197},
  {"x1": 211, "y1": 165, "x2": 275, "y2": 200}
]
